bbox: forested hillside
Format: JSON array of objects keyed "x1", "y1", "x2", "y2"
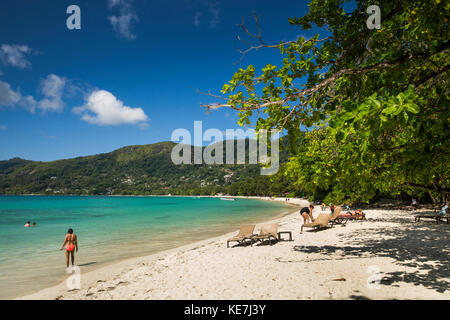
[{"x1": 0, "y1": 140, "x2": 298, "y2": 196}]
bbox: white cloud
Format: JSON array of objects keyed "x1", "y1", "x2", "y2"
[
  {"x1": 73, "y1": 90, "x2": 149, "y2": 126},
  {"x1": 0, "y1": 44, "x2": 33, "y2": 69},
  {"x1": 107, "y1": 0, "x2": 139, "y2": 40},
  {"x1": 0, "y1": 125, "x2": 7, "y2": 130},
  {"x1": 0, "y1": 81, "x2": 21, "y2": 106},
  {"x1": 109, "y1": 14, "x2": 139, "y2": 40},
  {"x1": 38, "y1": 74, "x2": 66, "y2": 112},
  {"x1": 108, "y1": 0, "x2": 130, "y2": 9},
  {"x1": 40, "y1": 131, "x2": 56, "y2": 140},
  {"x1": 206, "y1": 1, "x2": 221, "y2": 28},
  {"x1": 193, "y1": 1, "x2": 221, "y2": 29},
  {"x1": 0, "y1": 74, "x2": 68, "y2": 113},
  {"x1": 194, "y1": 11, "x2": 202, "y2": 27},
  {"x1": 18, "y1": 95, "x2": 37, "y2": 113},
  {"x1": 0, "y1": 80, "x2": 37, "y2": 113}
]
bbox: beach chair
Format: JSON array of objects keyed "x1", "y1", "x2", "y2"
[
  {"x1": 329, "y1": 207, "x2": 344, "y2": 226},
  {"x1": 414, "y1": 205, "x2": 449, "y2": 224},
  {"x1": 252, "y1": 223, "x2": 279, "y2": 246},
  {"x1": 414, "y1": 214, "x2": 449, "y2": 224},
  {"x1": 301, "y1": 213, "x2": 332, "y2": 233},
  {"x1": 227, "y1": 225, "x2": 256, "y2": 248},
  {"x1": 414, "y1": 209, "x2": 450, "y2": 224}
]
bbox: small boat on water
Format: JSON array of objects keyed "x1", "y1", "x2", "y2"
[{"x1": 220, "y1": 197, "x2": 236, "y2": 201}]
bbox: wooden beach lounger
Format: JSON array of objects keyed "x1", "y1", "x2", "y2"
[
  {"x1": 414, "y1": 214, "x2": 450, "y2": 224},
  {"x1": 301, "y1": 213, "x2": 332, "y2": 233},
  {"x1": 329, "y1": 207, "x2": 343, "y2": 226},
  {"x1": 252, "y1": 223, "x2": 279, "y2": 246},
  {"x1": 227, "y1": 225, "x2": 256, "y2": 248}
]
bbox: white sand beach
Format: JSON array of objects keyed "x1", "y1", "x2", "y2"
[{"x1": 20, "y1": 198, "x2": 449, "y2": 300}]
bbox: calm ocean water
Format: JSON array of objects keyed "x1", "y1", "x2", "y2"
[{"x1": 0, "y1": 195, "x2": 291, "y2": 299}]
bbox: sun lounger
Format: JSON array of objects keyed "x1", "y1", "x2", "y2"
[
  {"x1": 227, "y1": 225, "x2": 256, "y2": 248},
  {"x1": 336, "y1": 210, "x2": 365, "y2": 224},
  {"x1": 414, "y1": 214, "x2": 450, "y2": 224},
  {"x1": 252, "y1": 223, "x2": 279, "y2": 246},
  {"x1": 329, "y1": 207, "x2": 343, "y2": 226},
  {"x1": 301, "y1": 213, "x2": 332, "y2": 233}
]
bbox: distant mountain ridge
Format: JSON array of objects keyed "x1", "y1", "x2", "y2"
[{"x1": 0, "y1": 140, "x2": 294, "y2": 196}]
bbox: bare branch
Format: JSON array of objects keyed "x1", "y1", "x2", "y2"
[{"x1": 234, "y1": 11, "x2": 330, "y2": 64}]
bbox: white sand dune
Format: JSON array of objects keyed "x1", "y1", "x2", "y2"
[{"x1": 20, "y1": 198, "x2": 449, "y2": 300}]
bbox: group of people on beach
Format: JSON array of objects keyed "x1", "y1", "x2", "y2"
[{"x1": 300, "y1": 203, "x2": 363, "y2": 223}]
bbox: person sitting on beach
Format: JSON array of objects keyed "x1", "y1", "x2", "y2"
[
  {"x1": 24, "y1": 221, "x2": 30, "y2": 227},
  {"x1": 300, "y1": 205, "x2": 315, "y2": 224},
  {"x1": 440, "y1": 205, "x2": 448, "y2": 216},
  {"x1": 60, "y1": 228, "x2": 78, "y2": 268},
  {"x1": 329, "y1": 204, "x2": 336, "y2": 215}
]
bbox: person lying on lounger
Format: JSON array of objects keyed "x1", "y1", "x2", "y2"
[
  {"x1": 343, "y1": 209, "x2": 364, "y2": 217},
  {"x1": 348, "y1": 209, "x2": 362, "y2": 215},
  {"x1": 339, "y1": 209, "x2": 365, "y2": 220}
]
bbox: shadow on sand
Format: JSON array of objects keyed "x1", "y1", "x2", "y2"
[
  {"x1": 293, "y1": 219, "x2": 449, "y2": 293},
  {"x1": 78, "y1": 262, "x2": 97, "y2": 267}
]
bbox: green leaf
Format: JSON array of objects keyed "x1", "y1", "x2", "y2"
[{"x1": 405, "y1": 103, "x2": 420, "y2": 114}]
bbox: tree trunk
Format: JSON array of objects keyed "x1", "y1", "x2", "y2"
[{"x1": 428, "y1": 191, "x2": 437, "y2": 205}]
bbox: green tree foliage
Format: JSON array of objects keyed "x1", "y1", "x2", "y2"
[{"x1": 209, "y1": 0, "x2": 449, "y2": 204}]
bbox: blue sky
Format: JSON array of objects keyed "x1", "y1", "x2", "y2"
[{"x1": 0, "y1": 0, "x2": 325, "y2": 161}]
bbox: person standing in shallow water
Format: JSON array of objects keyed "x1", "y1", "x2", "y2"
[{"x1": 60, "y1": 228, "x2": 78, "y2": 268}]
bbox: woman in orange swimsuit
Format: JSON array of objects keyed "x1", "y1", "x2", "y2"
[{"x1": 60, "y1": 228, "x2": 78, "y2": 268}]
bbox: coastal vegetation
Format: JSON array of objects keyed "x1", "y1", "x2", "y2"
[
  {"x1": 0, "y1": 140, "x2": 298, "y2": 197},
  {"x1": 206, "y1": 0, "x2": 449, "y2": 204}
]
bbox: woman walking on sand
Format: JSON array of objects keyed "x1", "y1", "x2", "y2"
[{"x1": 60, "y1": 228, "x2": 78, "y2": 268}]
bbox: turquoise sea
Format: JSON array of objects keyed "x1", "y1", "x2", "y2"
[{"x1": 0, "y1": 195, "x2": 292, "y2": 299}]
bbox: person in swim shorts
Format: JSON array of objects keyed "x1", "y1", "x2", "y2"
[
  {"x1": 300, "y1": 205, "x2": 315, "y2": 224},
  {"x1": 60, "y1": 228, "x2": 78, "y2": 268}
]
